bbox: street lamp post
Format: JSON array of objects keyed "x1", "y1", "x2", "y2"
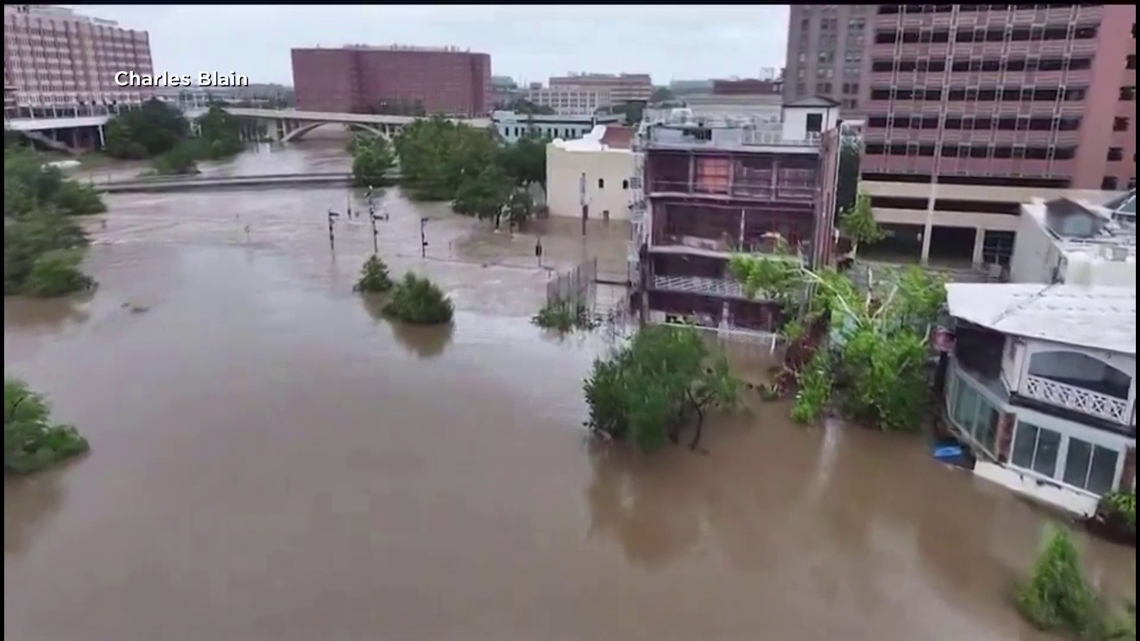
[
  {"x1": 420, "y1": 217, "x2": 429, "y2": 258},
  {"x1": 327, "y1": 209, "x2": 340, "y2": 251}
]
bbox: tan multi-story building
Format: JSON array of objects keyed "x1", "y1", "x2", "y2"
[
  {"x1": 524, "y1": 85, "x2": 602, "y2": 116},
  {"x1": 783, "y1": 4, "x2": 877, "y2": 111},
  {"x1": 3, "y1": 5, "x2": 154, "y2": 113},
  {"x1": 549, "y1": 73, "x2": 653, "y2": 106},
  {"x1": 861, "y1": 3, "x2": 1136, "y2": 267}
]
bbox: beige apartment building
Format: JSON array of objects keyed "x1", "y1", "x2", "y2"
[
  {"x1": 3, "y1": 4, "x2": 154, "y2": 113},
  {"x1": 548, "y1": 73, "x2": 653, "y2": 107}
]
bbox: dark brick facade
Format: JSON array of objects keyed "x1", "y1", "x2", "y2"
[{"x1": 291, "y1": 47, "x2": 492, "y2": 117}]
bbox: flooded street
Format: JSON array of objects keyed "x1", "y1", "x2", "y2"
[{"x1": 6, "y1": 138, "x2": 1135, "y2": 641}]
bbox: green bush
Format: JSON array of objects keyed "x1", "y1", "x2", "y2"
[
  {"x1": 152, "y1": 143, "x2": 200, "y2": 176},
  {"x1": 22, "y1": 249, "x2": 95, "y2": 298},
  {"x1": 532, "y1": 300, "x2": 597, "y2": 333},
  {"x1": 4, "y1": 146, "x2": 99, "y2": 297},
  {"x1": 1096, "y1": 491, "x2": 1137, "y2": 541},
  {"x1": 353, "y1": 255, "x2": 394, "y2": 293},
  {"x1": 1015, "y1": 525, "x2": 1133, "y2": 640},
  {"x1": 4, "y1": 377, "x2": 90, "y2": 475},
  {"x1": 382, "y1": 272, "x2": 454, "y2": 325}
]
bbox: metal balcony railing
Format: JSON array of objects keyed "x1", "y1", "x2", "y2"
[{"x1": 652, "y1": 275, "x2": 748, "y2": 299}]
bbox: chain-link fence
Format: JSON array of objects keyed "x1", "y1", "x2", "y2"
[{"x1": 546, "y1": 257, "x2": 598, "y2": 311}]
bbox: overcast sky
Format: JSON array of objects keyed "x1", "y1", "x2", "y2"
[{"x1": 75, "y1": 5, "x2": 790, "y2": 86}]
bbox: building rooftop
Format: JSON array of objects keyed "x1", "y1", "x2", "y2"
[
  {"x1": 491, "y1": 110, "x2": 621, "y2": 124},
  {"x1": 550, "y1": 125, "x2": 632, "y2": 152},
  {"x1": 1022, "y1": 194, "x2": 1136, "y2": 265},
  {"x1": 945, "y1": 283, "x2": 1136, "y2": 355}
]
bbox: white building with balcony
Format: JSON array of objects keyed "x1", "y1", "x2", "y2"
[
  {"x1": 1009, "y1": 192, "x2": 1136, "y2": 287},
  {"x1": 943, "y1": 282, "x2": 1136, "y2": 517}
]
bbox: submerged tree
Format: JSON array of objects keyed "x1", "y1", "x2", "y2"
[
  {"x1": 583, "y1": 325, "x2": 741, "y2": 452},
  {"x1": 4, "y1": 377, "x2": 90, "y2": 475},
  {"x1": 103, "y1": 98, "x2": 190, "y2": 159},
  {"x1": 353, "y1": 254, "x2": 394, "y2": 293},
  {"x1": 730, "y1": 253, "x2": 945, "y2": 431},
  {"x1": 1015, "y1": 525, "x2": 1135, "y2": 640},
  {"x1": 350, "y1": 135, "x2": 396, "y2": 188},
  {"x1": 4, "y1": 145, "x2": 102, "y2": 296},
  {"x1": 382, "y1": 272, "x2": 454, "y2": 325}
]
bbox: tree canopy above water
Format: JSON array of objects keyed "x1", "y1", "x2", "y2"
[
  {"x1": 4, "y1": 143, "x2": 103, "y2": 296},
  {"x1": 395, "y1": 116, "x2": 546, "y2": 228}
]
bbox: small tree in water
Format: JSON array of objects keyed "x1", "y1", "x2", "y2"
[
  {"x1": 583, "y1": 325, "x2": 741, "y2": 452},
  {"x1": 353, "y1": 255, "x2": 393, "y2": 294},
  {"x1": 382, "y1": 272, "x2": 454, "y2": 325},
  {"x1": 5, "y1": 377, "x2": 90, "y2": 474},
  {"x1": 1015, "y1": 524, "x2": 1134, "y2": 640}
]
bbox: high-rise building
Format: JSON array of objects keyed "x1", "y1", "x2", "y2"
[
  {"x1": 629, "y1": 99, "x2": 843, "y2": 334},
  {"x1": 784, "y1": 5, "x2": 877, "y2": 111},
  {"x1": 3, "y1": 5, "x2": 154, "y2": 113},
  {"x1": 291, "y1": 45, "x2": 492, "y2": 117},
  {"x1": 861, "y1": 4, "x2": 1136, "y2": 267},
  {"x1": 548, "y1": 73, "x2": 653, "y2": 106}
]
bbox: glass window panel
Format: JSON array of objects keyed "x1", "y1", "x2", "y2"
[
  {"x1": 1063, "y1": 438, "x2": 1092, "y2": 488},
  {"x1": 978, "y1": 400, "x2": 999, "y2": 453},
  {"x1": 1034, "y1": 428, "x2": 1061, "y2": 478},
  {"x1": 1087, "y1": 446, "x2": 1119, "y2": 495},
  {"x1": 1012, "y1": 422, "x2": 1038, "y2": 469},
  {"x1": 955, "y1": 385, "x2": 978, "y2": 431}
]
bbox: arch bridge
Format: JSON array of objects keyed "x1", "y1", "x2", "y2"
[{"x1": 220, "y1": 108, "x2": 493, "y2": 143}]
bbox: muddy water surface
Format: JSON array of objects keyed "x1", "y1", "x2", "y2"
[{"x1": 6, "y1": 140, "x2": 1135, "y2": 641}]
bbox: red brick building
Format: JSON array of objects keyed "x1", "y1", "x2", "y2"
[{"x1": 291, "y1": 45, "x2": 492, "y2": 117}]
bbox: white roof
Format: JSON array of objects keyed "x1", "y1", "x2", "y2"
[
  {"x1": 550, "y1": 125, "x2": 629, "y2": 153},
  {"x1": 945, "y1": 283, "x2": 1136, "y2": 355}
]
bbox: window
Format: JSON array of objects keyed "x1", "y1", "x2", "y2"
[
  {"x1": 621, "y1": 179, "x2": 629, "y2": 190},
  {"x1": 597, "y1": 178, "x2": 605, "y2": 189},
  {"x1": 1103, "y1": 176, "x2": 1119, "y2": 191},
  {"x1": 1063, "y1": 438, "x2": 1119, "y2": 495},
  {"x1": 805, "y1": 112, "x2": 824, "y2": 133},
  {"x1": 1122, "y1": 86, "x2": 1136, "y2": 101},
  {"x1": 1128, "y1": 55, "x2": 1137, "y2": 70},
  {"x1": 1011, "y1": 422, "x2": 1061, "y2": 477},
  {"x1": 1114, "y1": 117, "x2": 1131, "y2": 132},
  {"x1": 1108, "y1": 147, "x2": 1124, "y2": 161}
]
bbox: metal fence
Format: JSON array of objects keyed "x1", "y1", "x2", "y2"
[{"x1": 546, "y1": 257, "x2": 598, "y2": 310}]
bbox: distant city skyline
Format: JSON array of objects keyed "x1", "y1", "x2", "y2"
[{"x1": 72, "y1": 5, "x2": 790, "y2": 86}]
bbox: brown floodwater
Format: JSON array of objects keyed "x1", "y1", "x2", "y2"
[{"x1": 6, "y1": 139, "x2": 1135, "y2": 641}]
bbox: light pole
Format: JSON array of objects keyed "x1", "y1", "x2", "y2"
[
  {"x1": 327, "y1": 209, "x2": 340, "y2": 251},
  {"x1": 420, "y1": 217, "x2": 429, "y2": 258}
]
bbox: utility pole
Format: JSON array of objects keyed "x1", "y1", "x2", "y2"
[
  {"x1": 327, "y1": 209, "x2": 340, "y2": 251},
  {"x1": 420, "y1": 217, "x2": 429, "y2": 258}
]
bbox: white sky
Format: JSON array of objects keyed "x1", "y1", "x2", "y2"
[{"x1": 75, "y1": 5, "x2": 791, "y2": 86}]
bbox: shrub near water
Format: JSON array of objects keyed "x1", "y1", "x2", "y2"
[
  {"x1": 353, "y1": 255, "x2": 394, "y2": 293},
  {"x1": 1015, "y1": 525, "x2": 1135, "y2": 640},
  {"x1": 4, "y1": 377, "x2": 90, "y2": 475},
  {"x1": 382, "y1": 272, "x2": 454, "y2": 325}
]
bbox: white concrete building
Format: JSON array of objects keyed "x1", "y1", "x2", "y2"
[
  {"x1": 491, "y1": 110, "x2": 623, "y2": 144},
  {"x1": 524, "y1": 86, "x2": 601, "y2": 116},
  {"x1": 944, "y1": 283, "x2": 1136, "y2": 517},
  {"x1": 546, "y1": 125, "x2": 635, "y2": 223},
  {"x1": 1009, "y1": 191, "x2": 1136, "y2": 287}
]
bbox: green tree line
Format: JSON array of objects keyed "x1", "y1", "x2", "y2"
[
  {"x1": 103, "y1": 99, "x2": 245, "y2": 175},
  {"x1": 4, "y1": 139, "x2": 104, "y2": 296},
  {"x1": 392, "y1": 116, "x2": 546, "y2": 229}
]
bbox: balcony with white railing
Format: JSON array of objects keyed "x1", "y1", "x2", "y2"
[{"x1": 1022, "y1": 375, "x2": 1131, "y2": 425}]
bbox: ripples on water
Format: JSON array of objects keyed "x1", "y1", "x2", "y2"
[{"x1": 5, "y1": 138, "x2": 1133, "y2": 641}]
